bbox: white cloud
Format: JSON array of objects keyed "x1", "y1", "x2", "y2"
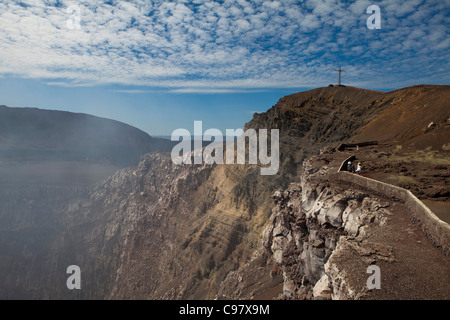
[{"x1": 0, "y1": 0, "x2": 448, "y2": 91}]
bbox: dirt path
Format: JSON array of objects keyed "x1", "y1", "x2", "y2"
[
  {"x1": 366, "y1": 200, "x2": 449, "y2": 299},
  {"x1": 332, "y1": 177, "x2": 450, "y2": 299}
]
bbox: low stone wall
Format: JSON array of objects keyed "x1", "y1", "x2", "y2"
[{"x1": 335, "y1": 170, "x2": 450, "y2": 257}]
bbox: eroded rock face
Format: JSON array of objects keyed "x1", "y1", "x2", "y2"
[
  {"x1": 324, "y1": 238, "x2": 396, "y2": 300},
  {"x1": 262, "y1": 162, "x2": 394, "y2": 299},
  {"x1": 59, "y1": 153, "x2": 218, "y2": 299}
]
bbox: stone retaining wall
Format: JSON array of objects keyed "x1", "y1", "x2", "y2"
[{"x1": 335, "y1": 157, "x2": 450, "y2": 256}]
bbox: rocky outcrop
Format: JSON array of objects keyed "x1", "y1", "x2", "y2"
[{"x1": 262, "y1": 174, "x2": 393, "y2": 299}]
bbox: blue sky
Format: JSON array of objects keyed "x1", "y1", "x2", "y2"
[{"x1": 0, "y1": 0, "x2": 449, "y2": 136}]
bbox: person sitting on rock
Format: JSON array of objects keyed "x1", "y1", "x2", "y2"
[{"x1": 347, "y1": 161, "x2": 355, "y2": 173}]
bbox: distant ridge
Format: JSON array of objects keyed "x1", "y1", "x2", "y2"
[{"x1": 0, "y1": 105, "x2": 175, "y2": 166}]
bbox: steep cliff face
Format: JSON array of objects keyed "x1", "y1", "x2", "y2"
[
  {"x1": 56, "y1": 152, "x2": 289, "y2": 299},
  {"x1": 260, "y1": 152, "x2": 391, "y2": 299},
  {"x1": 59, "y1": 153, "x2": 216, "y2": 299}
]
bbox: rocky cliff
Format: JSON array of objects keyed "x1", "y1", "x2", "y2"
[{"x1": 220, "y1": 148, "x2": 449, "y2": 300}]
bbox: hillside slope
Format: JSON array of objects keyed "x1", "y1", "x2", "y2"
[{"x1": 352, "y1": 85, "x2": 449, "y2": 151}]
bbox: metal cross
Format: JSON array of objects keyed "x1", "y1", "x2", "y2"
[{"x1": 335, "y1": 66, "x2": 344, "y2": 86}]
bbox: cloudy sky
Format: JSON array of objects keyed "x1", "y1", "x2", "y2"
[{"x1": 0, "y1": 0, "x2": 449, "y2": 135}]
